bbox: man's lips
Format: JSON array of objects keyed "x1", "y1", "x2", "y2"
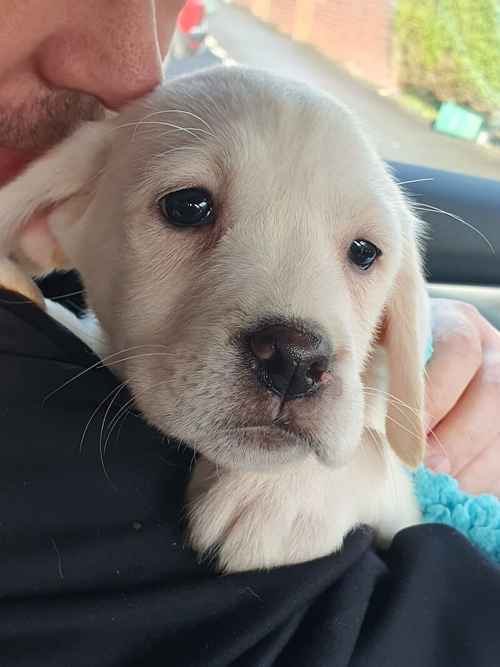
[{"x1": 0, "y1": 148, "x2": 39, "y2": 186}]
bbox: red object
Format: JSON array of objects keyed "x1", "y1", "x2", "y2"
[{"x1": 177, "y1": 0, "x2": 205, "y2": 34}]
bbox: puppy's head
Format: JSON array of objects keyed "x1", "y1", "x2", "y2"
[{"x1": 0, "y1": 67, "x2": 428, "y2": 471}]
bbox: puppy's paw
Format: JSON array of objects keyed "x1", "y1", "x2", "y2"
[{"x1": 186, "y1": 457, "x2": 351, "y2": 573}]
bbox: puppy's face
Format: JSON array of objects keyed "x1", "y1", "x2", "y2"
[{"x1": 9, "y1": 68, "x2": 427, "y2": 471}]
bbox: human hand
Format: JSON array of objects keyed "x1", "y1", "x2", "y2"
[{"x1": 424, "y1": 298, "x2": 500, "y2": 496}]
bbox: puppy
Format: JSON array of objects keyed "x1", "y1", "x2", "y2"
[{"x1": 0, "y1": 66, "x2": 429, "y2": 572}]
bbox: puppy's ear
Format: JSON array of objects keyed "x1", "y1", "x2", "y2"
[
  {"x1": 0, "y1": 121, "x2": 112, "y2": 275},
  {"x1": 381, "y1": 214, "x2": 429, "y2": 469}
]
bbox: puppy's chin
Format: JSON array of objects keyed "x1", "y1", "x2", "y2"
[
  {"x1": 189, "y1": 425, "x2": 352, "y2": 472},
  {"x1": 197, "y1": 426, "x2": 311, "y2": 471}
]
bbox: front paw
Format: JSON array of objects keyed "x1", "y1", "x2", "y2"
[{"x1": 186, "y1": 457, "x2": 348, "y2": 573}]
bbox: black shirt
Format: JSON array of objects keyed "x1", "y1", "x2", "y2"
[{"x1": 1, "y1": 287, "x2": 499, "y2": 666}]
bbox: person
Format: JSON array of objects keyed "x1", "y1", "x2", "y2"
[
  {"x1": 0, "y1": 3, "x2": 499, "y2": 665},
  {"x1": 171, "y1": 0, "x2": 207, "y2": 60}
]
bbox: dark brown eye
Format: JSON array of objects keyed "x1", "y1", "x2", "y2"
[
  {"x1": 158, "y1": 187, "x2": 214, "y2": 228},
  {"x1": 348, "y1": 239, "x2": 382, "y2": 271}
]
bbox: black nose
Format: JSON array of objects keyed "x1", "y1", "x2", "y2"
[{"x1": 246, "y1": 323, "x2": 332, "y2": 400}]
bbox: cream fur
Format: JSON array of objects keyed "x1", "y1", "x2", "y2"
[{"x1": 0, "y1": 66, "x2": 429, "y2": 572}]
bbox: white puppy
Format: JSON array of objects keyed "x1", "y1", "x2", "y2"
[{"x1": 0, "y1": 66, "x2": 429, "y2": 572}]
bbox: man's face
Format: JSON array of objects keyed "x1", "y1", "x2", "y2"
[{"x1": 0, "y1": 0, "x2": 183, "y2": 184}]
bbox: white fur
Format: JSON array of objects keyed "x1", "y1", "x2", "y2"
[
  {"x1": 0, "y1": 66, "x2": 429, "y2": 572},
  {"x1": 44, "y1": 300, "x2": 108, "y2": 358}
]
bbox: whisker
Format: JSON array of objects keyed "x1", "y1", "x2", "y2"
[
  {"x1": 363, "y1": 385, "x2": 422, "y2": 420},
  {"x1": 382, "y1": 399, "x2": 422, "y2": 426},
  {"x1": 99, "y1": 382, "x2": 129, "y2": 472},
  {"x1": 42, "y1": 344, "x2": 170, "y2": 403},
  {"x1": 79, "y1": 383, "x2": 126, "y2": 455},
  {"x1": 384, "y1": 413, "x2": 422, "y2": 443},
  {"x1": 189, "y1": 446, "x2": 198, "y2": 472},
  {"x1": 364, "y1": 387, "x2": 449, "y2": 461},
  {"x1": 413, "y1": 202, "x2": 495, "y2": 253},
  {"x1": 103, "y1": 378, "x2": 172, "y2": 458},
  {"x1": 159, "y1": 125, "x2": 213, "y2": 140},
  {"x1": 135, "y1": 108, "x2": 216, "y2": 136},
  {"x1": 152, "y1": 145, "x2": 203, "y2": 160},
  {"x1": 46, "y1": 289, "x2": 86, "y2": 301},
  {"x1": 364, "y1": 388, "x2": 424, "y2": 442},
  {"x1": 397, "y1": 177, "x2": 434, "y2": 186},
  {"x1": 103, "y1": 393, "x2": 140, "y2": 444},
  {"x1": 103, "y1": 351, "x2": 173, "y2": 368},
  {"x1": 114, "y1": 120, "x2": 212, "y2": 143},
  {"x1": 102, "y1": 399, "x2": 137, "y2": 460}
]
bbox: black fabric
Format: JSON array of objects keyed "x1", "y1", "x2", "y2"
[
  {"x1": 1, "y1": 287, "x2": 500, "y2": 666},
  {"x1": 36, "y1": 270, "x2": 86, "y2": 317}
]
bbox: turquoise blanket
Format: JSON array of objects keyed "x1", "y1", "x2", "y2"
[
  {"x1": 412, "y1": 337, "x2": 500, "y2": 563},
  {"x1": 414, "y1": 466, "x2": 500, "y2": 563}
]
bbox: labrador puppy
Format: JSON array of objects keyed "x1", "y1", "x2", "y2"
[{"x1": 0, "y1": 66, "x2": 429, "y2": 572}]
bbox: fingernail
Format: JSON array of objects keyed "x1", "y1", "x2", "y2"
[{"x1": 425, "y1": 454, "x2": 451, "y2": 474}]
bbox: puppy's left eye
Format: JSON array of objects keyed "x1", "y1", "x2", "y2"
[
  {"x1": 158, "y1": 187, "x2": 214, "y2": 228},
  {"x1": 348, "y1": 239, "x2": 382, "y2": 271}
]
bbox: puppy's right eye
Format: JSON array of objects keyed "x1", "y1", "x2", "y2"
[
  {"x1": 158, "y1": 187, "x2": 215, "y2": 228},
  {"x1": 348, "y1": 239, "x2": 382, "y2": 271}
]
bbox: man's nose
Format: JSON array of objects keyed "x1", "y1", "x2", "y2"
[{"x1": 36, "y1": 1, "x2": 183, "y2": 110}]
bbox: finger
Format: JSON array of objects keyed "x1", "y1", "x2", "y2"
[
  {"x1": 426, "y1": 354, "x2": 500, "y2": 476},
  {"x1": 456, "y1": 437, "x2": 500, "y2": 496},
  {"x1": 424, "y1": 302, "x2": 482, "y2": 431}
]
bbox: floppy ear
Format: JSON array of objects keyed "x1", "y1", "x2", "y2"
[
  {"x1": 0, "y1": 121, "x2": 112, "y2": 275},
  {"x1": 382, "y1": 213, "x2": 430, "y2": 469}
]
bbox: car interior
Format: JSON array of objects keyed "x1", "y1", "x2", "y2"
[{"x1": 392, "y1": 162, "x2": 500, "y2": 328}]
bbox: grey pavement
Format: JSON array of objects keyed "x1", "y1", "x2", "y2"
[
  {"x1": 165, "y1": 48, "x2": 221, "y2": 78},
  {"x1": 207, "y1": 3, "x2": 500, "y2": 181}
]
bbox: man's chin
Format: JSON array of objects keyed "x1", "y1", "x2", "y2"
[{"x1": 0, "y1": 147, "x2": 39, "y2": 187}]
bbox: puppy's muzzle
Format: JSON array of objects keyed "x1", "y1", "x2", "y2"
[{"x1": 246, "y1": 322, "x2": 333, "y2": 400}]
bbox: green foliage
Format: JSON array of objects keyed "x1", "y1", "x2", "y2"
[{"x1": 395, "y1": 0, "x2": 500, "y2": 114}]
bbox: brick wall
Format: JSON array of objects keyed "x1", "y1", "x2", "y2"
[{"x1": 233, "y1": 0, "x2": 396, "y2": 90}]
